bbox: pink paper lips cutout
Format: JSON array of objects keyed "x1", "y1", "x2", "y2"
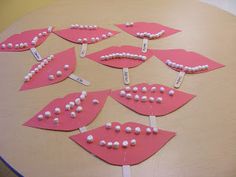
[
  {"x1": 86, "y1": 45, "x2": 154, "y2": 69},
  {"x1": 154, "y1": 49, "x2": 225, "y2": 74},
  {"x1": 24, "y1": 90, "x2": 111, "y2": 131},
  {"x1": 53, "y1": 25, "x2": 119, "y2": 44},
  {"x1": 111, "y1": 83, "x2": 195, "y2": 116},
  {"x1": 70, "y1": 122, "x2": 175, "y2": 166},
  {"x1": 0, "y1": 26, "x2": 54, "y2": 52},
  {"x1": 20, "y1": 47, "x2": 76, "y2": 91},
  {"x1": 116, "y1": 22, "x2": 180, "y2": 40}
]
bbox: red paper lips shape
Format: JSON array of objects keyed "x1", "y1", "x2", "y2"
[
  {"x1": 20, "y1": 47, "x2": 76, "y2": 91},
  {"x1": 53, "y1": 25, "x2": 119, "y2": 44},
  {"x1": 86, "y1": 45, "x2": 154, "y2": 69},
  {"x1": 111, "y1": 83, "x2": 195, "y2": 116},
  {"x1": 70, "y1": 122, "x2": 175, "y2": 165},
  {"x1": 0, "y1": 26, "x2": 53, "y2": 52},
  {"x1": 115, "y1": 22, "x2": 180, "y2": 40},
  {"x1": 154, "y1": 49, "x2": 225, "y2": 74},
  {"x1": 24, "y1": 90, "x2": 111, "y2": 131}
]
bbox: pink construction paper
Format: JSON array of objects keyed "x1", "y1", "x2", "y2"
[
  {"x1": 111, "y1": 83, "x2": 195, "y2": 116},
  {"x1": 86, "y1": 45, "x2": 154, "y2": 69},
  {"x1": 70, "y1": 122, "x2": 175, "y2": 166},
  {"x1": 53, "y1": 27, "x2": 119, "y2": 44},
  {"x1": 24, "y1": 90, "x2": 111, "y2": 131},
  {"x1": 154, "y1": 49, "x2": 225, "y2": 74},
  {"x1": 0, "y1": 27, "x2": 54, "y2": 52},
  {"x1": 115, "y1": 22, "x2": 180, "y2": 40},
  {"x1": 20, "y1": 47, "x2": 76, "y2": 91}
]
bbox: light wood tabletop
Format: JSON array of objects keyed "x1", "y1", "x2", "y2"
[{"x1": 0, "y1": 0, "x2": 236, "y2": 177}]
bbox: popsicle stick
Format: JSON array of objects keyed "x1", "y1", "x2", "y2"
[
  {"x1": 79, "y1": 126, "x2": 87, "y2": 133},
  {"x1": 30, "y1": 47, "x2": 42, "y2": 61},
  {"x1": 122, "y1": 165, "x2": 131, "y2": 177},
  {"x1": 149, "y1": 115, "x2": 157, "y2": 128},
  {"x1": 80, "y1": 43, "x2": 88, "y2": 58},
  {"x1": 141, "y1": 38, "x2": 148, "y2": 53},
  {"x1": 69, "y1": 74, "x2": 90, "y2": 86},
  {"x1": 122, "y1": 68, "x2": 130, "y2": 85},
  {"x1": 174, "y1": 71, "x2": 185, "y2": 89}
]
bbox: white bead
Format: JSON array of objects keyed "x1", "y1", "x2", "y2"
[
  {"x1": 1, "y1": 44, "x2": 6, "y2": 49},
  {"x1": 141, "y1": 56, "x2": 147, "y2": 60},
  {"x1": 84, "y1": 25, "x2": 88, "y2": 29},
  {"x1": 99, "y1": 140, "x2": 106, "y2": 146},
  {"x1": 125, "y1": 86, "x2": 131, "y2": 92},
  {"x1": 30, "y1": 70, "x2": 35, "y2": 75},
  {"x1": 125, "y1": 126, "x2": 132, "y2": 133},
  {"x1": 31, "y1": 40, "x2": 36, "y2": 45},
  {"x1": 38, "y1": 33, "x2": 42, "y2": 37},
  {"x1": 156, "y1": 97, "x2": 163, "y2": 103},
  {"x1": 54, "y1": 107, "x2": 61, "y2": 115},
  {"x1": 151, "y1": 86, "x2": 157, "y2": 92},
  {"x1": 34, "y1": 68, "x2": 39, "y2": 73},
  {"x1": 125, "y1": 22, "x2": 130, "y2": 26},
  {"x1": 149, "y1": 97, "x2": 155, "y2": 103},
  {"x1": 153, "y1": 127, "x2": 158, "y2": 134},
  {"x1": 102, "y1": 34, "x2": 107, "y2": 39},
  {"x1": 95, "y1": 37, "x2": 100, "y2": 41},
  {"x1": 80, "y1": 94, "x2": 86, "y2": 100},
  {"x1": 48, "y1": 75, "x2": 55, "y2": 81},
  {"x1": 134, "y1": 94, "x2": 139, "y2": 101},
  {"x1": 146, "y1": 127, "x2": 152, "y2": 134},
  {"x1": 134, "y1": 127, "x2": 141, "y2": 134},
  {"x1": 122, "y1": 140, "x2": 129, "y2": 148},
  {"x1": 105, "y1": 122, "x2": 112, "y2": 129},
  {"x1": 120, "y1": 90, "x2": 126, "y2": 97},
  {"x1": 126, "y1": 93, "x2": 132, "y2": 99},
  {"x1": 7, "y1": 43, "x2": 13, "y2": 48},
  {"x1": 76, "y1": 106, "x2": 83, "y2": 113},
  {"x1": 83, "y1": 38, "x2": 88, "y2": 43},
  {"x1": 15, "y1": 44, "x2": 19, "y2": 49},
  {"x1": 37, "y1": 114, "x2": 43, "y2": 121},
  {"x1": 113, "y1": 141, "x2": 119, "y2": 149},
  {"x1": 160, "y1": 87, "x2": 165, "y2": 93},
  {"x1": 56, "y1": 70, "x2": 62, "y2": 77},
  {"x1": 168, "y1": 90, "x2": 175, "y2": 96},
  {"x1": 75, "y1": 98, "x2": 81, "y2": 105},
  {"x1": 132, "y1": 87, "x2": 138, "y2": 92},
  {"x1": 79, "y1": 25, "x2": 84, "y2": 29},
  {"x1": 53, "y1": 118, "x2": 59, "y2": 124},
  {"x1": 23, "y1": 42, "x2": 28, "y2": 47},
  {"x1": 141, "y1": 87, "x2": 147, "y2": 93},
  {"x1": 91, "y1": 37, "x2": 96, "y2": 43},
  {"x1": 130, "y1": 139, "x2": 136, "y2": 146},
  {"x1": 107, "y1": 142, "x2": 113, "y2": 148},
  {"x1": 115, "y1": 125, "x2": 121, "y2": 132},
  {"x1": 70, "y1": 112, "x2": 76, "y2": 118},
  {"x1": 81, "y1": 91, "x2": 87, "y2": 96},
  {"x1": 64, "y1": 64, "x2": 69, "y2": 70},
  {"x1": 141, "y1": 96, "x2": 147, "y2": 102},
  {"x1": 86, "y1": 135, "x2": 93, "y2": 143},
  {"x1": 69, "y1": 101, "x2": 75, "y2": 108},
  {"x1": 24, "y1": 76, "x2": 30, "y2": 82},
  {"x1": 77, "y1": 38, "x2": 82, "y2": 43},
  {"x1": 44, "y1": 111, "x2": 51, "y2": 118},
  {"x1": 43, "y1": 59, "x2": 48, "y2": 65},
  {"x1": 107, "y1": 32, "x2": 112, "y2": 37},
  {"x1": 65, "y1": 104, "x2": 71, "y2": 111},
  {"x1": 92, "y1": 99, "x2": 99, "y2": 104},
  {"x1": 42, "y1": 31, "x2": 47, "y2": 36}
]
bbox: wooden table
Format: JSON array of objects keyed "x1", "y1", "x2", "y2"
[{"x1": 0, "y1": 0, "x2": 236, "y2": 177}]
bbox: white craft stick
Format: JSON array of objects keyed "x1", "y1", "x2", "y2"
[
  {"x1": 122, "y1": 68, "x2": 130, "y2": 85},
  {"x1": 141, "y1": 38, "x2": 148, "y2": 53},
  {"x1": 122, "y1": 165, "x2": 131, "y2": 177},
  {"x1": 79, "y1": 126, "x2": 87, "y2": 133},
  {"x1": 174, "y1": 71, "x2": 185, "y2": 89},
  {"x1": 30, "y1": 47, "x2": 42, "y2": 61},
  {"x1": 149, "y1": 115, "x2": 157, "y2": 128},
  {"x1": 80, "y1": 43, "x2": 88, "y2": 58},
  {"x1": 69, "y1": 74, "x2": 90, "y2": 86}
]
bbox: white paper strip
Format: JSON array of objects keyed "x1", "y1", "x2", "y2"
[
  {"x1": 149, "y1": 115, "x2": 157, "y2": 128},
  {"x1": 122, "y1": 68, "x2": 130, "y2": 85},
  {"x1": 30, "y1": 47, "x2": 42, "y2": 61},
  {"x1": 80, "y1": 43, "x2": 88, "y2": 58},
  {"x1": 141, "y1": 38, "x2": 148, "y2": 53},
  {"x1": 122, "y1": 165, "x2": 131, "y2": 177},
  {"x1": 174, "y1": 71, "x2": 185, "y2": 89},
  {"x1": 79, "y1": 126, "x2": 87, "y2": 133},
  {"x1": 69, "y1": 74, "x2": 90, "y2": 86}
]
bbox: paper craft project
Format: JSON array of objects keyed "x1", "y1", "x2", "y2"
[
  {"x1": 53, "y1": 24, "x2": 119, "y2": 57},
  {"x1": 153, "y1": 49, "x2": 225, "y2": 88},
  {"x1": 20, "y1": 47, "x2": 90, "y2": 91},
  {"x1": 70, "y1": 122, "x2": 175, "y2": 166},
  {"x1": 0, "y1": 26, "x2": 54, "y2": 61},
  {"x1": 115, "y1": 22, "x2": 180, "y2": 53},
  {"x1": 24, "y1": 90, "x2": 110, "y2": 131},
  {"x1": 86, "y1": 45, "x2": 154, "y2": 85}
]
